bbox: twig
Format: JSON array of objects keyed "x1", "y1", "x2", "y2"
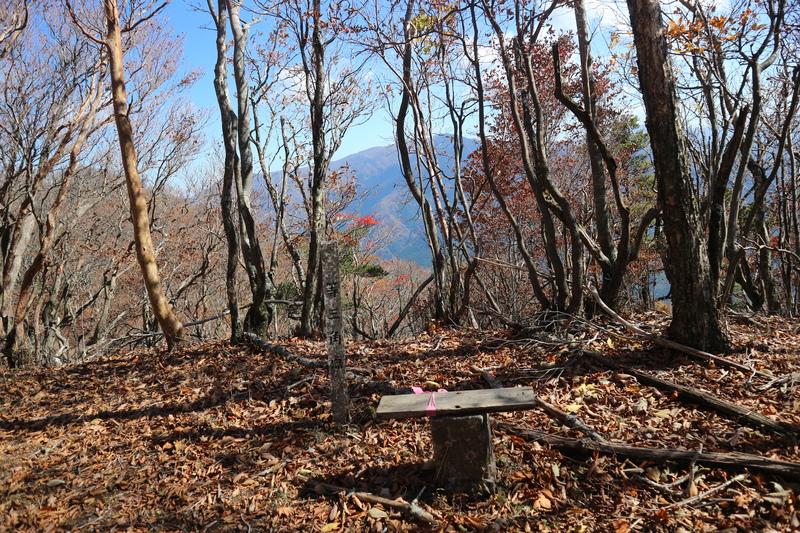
[
  {"x1": 633, "y1": 462, "x2": 704, "y2": 495},
  {"x1": 757, "y1": 372, "x2": 800, "y2": 392},
  {"x1": 254, "y1": 458, "x2": 291, "y2": 478},
  {"x1": 185, "y1": 495, "x2": 207, "y2": 512},
  {"x1": 294, "y1": 474, "x2": 439, "y2": 526},
  {"x1": 240, "y1": 514, "x2": 251, "y2": 533},
  {"x1": 661, "y1": 473, "x2": 747, "y2": 509},
  {"x1": 77, "y1": 512, "x2": 107, "y2": 530},
  {"x1": 690, "y1": 497, "x2": 735, "y2": 509},
  {"x1": 258, "y1": 376, "x2": 316, "y2": 396},
  {"x1": 633, "y1": 474, "x2": 682, "y2": 495},
  {"x1": 433, "y1": 335, "x2": 444, "y2": 351},
  {"x1": 684, "y1": 445, "x2": 703, "y2": 497}
]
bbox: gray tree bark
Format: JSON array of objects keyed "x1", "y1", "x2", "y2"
[
  {"x1": 299, "y1": 0, "x2": 329, "y2": 336},
  {"x1": 626, "y1": 0, "x2": 729, "y2": 352},
  {"x1": 227, "y1": 0, "x2": 273, "y2": 336},
  {"x1": 208, "y1": 0, "x2": 243, "y2": 344}
]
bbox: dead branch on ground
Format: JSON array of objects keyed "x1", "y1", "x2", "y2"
[
  {"x1": 245, "y1": 333, "x2": 328, "y2": 369},
  {"x1": 472, "y1": 365, "x2": 605, "y2": 441},
  {"x1": 584, "y1": 350, "x2": 798, "y2": 437},
  {"x1": 246, "y1": 333, "x2": 409, "y2": 395},
  {"x1": 497, "y1": 421, "x2": 800, "y2": 480},
  {"x1": 587, "y1": 285, "x2": 773, "y2": 379}
]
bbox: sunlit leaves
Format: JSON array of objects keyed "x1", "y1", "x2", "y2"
[{"x1": 664, "y1": 3, "x2": 771, "y2": 56}]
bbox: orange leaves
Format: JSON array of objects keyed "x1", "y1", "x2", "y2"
[
  {"x1": 708, "y1": 15, "x2": 730, "y2": 30},
  {"x1": 665, "y1": 4, "x2": 772, "y2": 56},
  {"x1": 275, "y1": 505, "x2": 294, "y2": 517},
  {"x1": 461, "y1": 514, "x2": 486, "y2": 528},
  {"x1": 510, "y1": 470, "x2": 535, "y2": 482}
]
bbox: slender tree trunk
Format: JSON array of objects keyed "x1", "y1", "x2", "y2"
[
  {"x1": 91, "y1": 265, "x2": 119, "y2": 345},
  {"x1": 750, "y1": 163, "x2": 782, "y2": 314},
  {"x1": 393, "y1": 0, "x2": 448, "y2": 321},
  {"x1": 103, "y1": 0, "x2": 184, "y2": 349},
  {"x1": 627, "y1": 0, "x2": 729, "y2": 352},
  {"x1": 299, "y1": 0, "x2": 330, "y2": 335},
  {"x1": 227, "y1": 0, "x2": 272, "y2": 335},
  {"x1": 790, "y1": 135, "x2": 799, "y2": 315},
  {"x1": 1, "y1": 126, "x2": 73, "y2": 344},
  {"x1": 468, "y1": 1, "x2": 549, "y2": 311},
  {"x1": 481, "y1": 0, "x2": 583, "y2": 313},
  {"x1": 9, "y1": 62, "x2": 105, "y2": 360},
  {"x1": 209, "y1": 0, "x2": 243, "y2": 343},
  {"x1": 274, "y1": 118, "x2": 306, "y2": 285},
  {"x1": 573, "y1": 0, "x2": 627, "y2": 310}
]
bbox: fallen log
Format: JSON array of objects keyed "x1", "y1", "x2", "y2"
[
  {"x1": 587, "y1": 285, "x2": 772, "y2": 379},
  {"x1": 496, "y1": 421, "x2": 800, "y2": 480},
  {"x1": 584, "y1": 350, "x2": 798, "y2": 437},
  {"x1": 246, "y1": 332, "x2": 409, "y2": 395},
  {"x1": 245, "y1": 333, "x2": 328, "y2": 369},
  {"x1": 294, "y1": 474, "x2": 439, "y2": 526}
]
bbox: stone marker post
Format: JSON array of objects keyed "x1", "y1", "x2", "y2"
[{"x1": 321, "y1": 242, "x2": 349, "y2": 424}]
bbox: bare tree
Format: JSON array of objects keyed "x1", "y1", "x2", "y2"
[
  {"x1": 552, "y1": 0, "x2": 659, "y2": 311},
  {"x1": 361, "y1": 0, "x2": 487, "y2": 327},
  {"x1": 256, "y1": 0, "x2": 372, "y2": 336},
  {"x1": 0, "y1": 6, "x2": 116, "y2": 365},
  {"x1": 66, "y1": 0, "x2": 185, "y2": 349},
  {"x1": 0, "y1": 0, "x2": 27, "y2": 59},
  {"x1": 207, "y1": 0, "x2": 244, "y2": 343},
  {"x1": 225, "y1": 0, "x2": 275, "y2": 335}
]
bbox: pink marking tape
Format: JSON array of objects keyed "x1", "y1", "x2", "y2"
[{"x1": 412, "y1": 386, "x2": 447, "y2": 417}]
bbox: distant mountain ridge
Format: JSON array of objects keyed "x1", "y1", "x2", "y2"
[{"x1": 328, "y1": 136, "x2": 479, "y2": 264}]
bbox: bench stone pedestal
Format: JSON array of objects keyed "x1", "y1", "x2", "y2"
[
  {"x1": 376, "y1": 387, "x2": 537, "y2": 495},
  {"x1": 430, "y1": 414, "x2": 496, "y2": 494}
]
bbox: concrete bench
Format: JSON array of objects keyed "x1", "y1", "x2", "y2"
[{"x1": 376, "y1": 387, "x2": 538, "y2": 494}]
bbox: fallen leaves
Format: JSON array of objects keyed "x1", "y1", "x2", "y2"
[
  {"x1": 367, "y1": 508, "x2": 388, "y2": 518},
  {"x1": 533, "y1": 490, "x2": 554, "y2": 510},
  {"x1": 0, "y1": 323, "x2": 799, "y2": 531}
]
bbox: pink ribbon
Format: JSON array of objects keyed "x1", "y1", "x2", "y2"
[{"x1": 412, "y1": 386, "x2": 447, "y2": 417}]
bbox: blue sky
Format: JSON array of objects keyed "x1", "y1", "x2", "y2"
[
  {"x1": 158, "y1": 0, "x2": 635, "y2": 163},
  {"x1": 162, "y1": 1, "x2": 218, "y2": 110}
]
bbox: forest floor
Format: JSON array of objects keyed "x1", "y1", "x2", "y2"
[{"x1": 1, "y1": 314, "x2": 800, "y2": 532}]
